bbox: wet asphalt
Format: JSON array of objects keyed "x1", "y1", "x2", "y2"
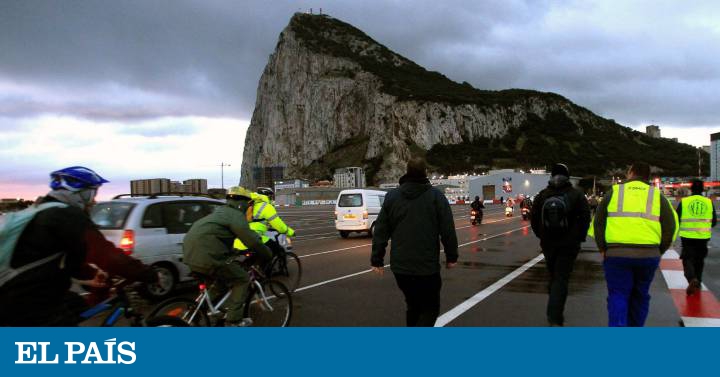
[{"x1": 104, "y1": 204, "x2": 719, "y2": 327}]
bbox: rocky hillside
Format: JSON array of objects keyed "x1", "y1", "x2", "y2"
[{"x1": 240, "y1": 13, "x2": 707, "y2": 188}]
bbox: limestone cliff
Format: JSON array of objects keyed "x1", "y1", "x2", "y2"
[{"x1": 240, "y1": 13, "x2": 706, "y2": 188}]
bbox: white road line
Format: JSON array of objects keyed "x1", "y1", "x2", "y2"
[
  {"x1": 297, "y1": 243, "x2": 372, "y2": 258},
  {"x1": 661, "y1": 269, "x2": 709, "y2": 291},
  {"x1": 681, "y1": 317, "x2": 720, "y2": 327},
  {"x1": 295, "y1": 226, "x2": 532, "y2": 296},
  {"x1": 662, "y1": 249, "x2": 680, "y2": 259},
  {"x1": 435, "y1": 252, "x2": 544, "y2": 327},
  {"x1": 457, "y1": 225, "x2": 529, "y2": 247},
  {"x1": 295, "y1": 264, "x2": 390, "y2": 292},
  {"x1": 294, "y1": 231, "x2": 338, "y2": 239}
]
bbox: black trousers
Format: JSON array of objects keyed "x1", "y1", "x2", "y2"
[
  {"x1": 681, "y1": 238, "x2": 709, "y2": 283},
  {"x1": 543, "y1": 248, "x2": 579, "y2": 325},
  {"x1": 393, "y1": 273, "x2": 442, "y2": 327}
]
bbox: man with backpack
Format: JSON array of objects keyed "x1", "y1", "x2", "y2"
[
  {"x1": 0, "y1": 166, "x2": 158, "y2": 326},
  {"x1": 531, "y1": 163, "x2": 591, "y2": 326}
]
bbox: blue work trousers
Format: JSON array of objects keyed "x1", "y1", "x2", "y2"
[{"x1": 603, "y1": 256, "x2": 660, "y2": 327}]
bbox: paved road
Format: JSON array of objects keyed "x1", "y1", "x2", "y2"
[
  {"x1": 259, "y1": 204, "x2": 682, "y2": 326},
  {"x1": 111, "y1": 204, "x2": 714, "y2": 327}
]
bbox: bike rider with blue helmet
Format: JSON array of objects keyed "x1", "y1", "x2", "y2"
[{"x1": 0, "y1": 166, "x2": 158, "y2": 326}]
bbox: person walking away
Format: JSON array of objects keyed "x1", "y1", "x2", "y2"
[
  {"x1": 0, "y1": 166, "x2": 158, "y2": 326},
  {"x1": 183, "y1": 186, "x2": 273, "y2": 326},
  {"x1": 593, "y1": 162, "x2": 678, "y2": 327},
  {"x1": 677, "y1": 179, "x2": 716, "y2": 295},
  {"x1": 530, "y1": 163, "x2": 591, "y2": 326},
  {"x1": 371, "y1": 157, "x2": 458, "y2": 326}
]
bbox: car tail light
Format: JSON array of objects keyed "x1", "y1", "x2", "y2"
[
  {"x1": 363, "y1": 211, "x2": 368, "y2": 219},
  {"x1": 119, "y1": 230, "x2": 135, "y2": 255}
]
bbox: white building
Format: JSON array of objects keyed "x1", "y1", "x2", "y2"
[
  {"x1": 711, "y1": 132, "x2": 720, "y2": 181},
  {"x1": 274, "y1": 179, "x2": 310, "y2": 191},
  {"x1": 468, "y1": 169, "x2": 580, "y2": 201},
  {"x1": 334, "y1": 167, "x2": 366, "y2": 188}
]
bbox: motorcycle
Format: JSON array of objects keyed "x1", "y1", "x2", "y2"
[
  {"x1": 521, "y1": 207, "x2": 530, "y2": 220},
  {"x1": 470, "y1": 209, "x2": 483, "y2": 225},
  {"x1": 505, "y1": 206, "x2": 514, "y2": 217}
]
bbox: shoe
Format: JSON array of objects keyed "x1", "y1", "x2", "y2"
[
  {"x1": 226, "y1": 318, "x2": 253, "y2": 327},
  {"x1": 686, "y1": 279, "x2": 701, "y2": 295}
]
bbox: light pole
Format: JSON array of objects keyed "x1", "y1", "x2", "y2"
[{"x1": 219, "y1": 162, "x2": 231, "y2": 190}]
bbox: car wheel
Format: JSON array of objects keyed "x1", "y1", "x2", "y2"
[
  {"x1": 368, "y1": 223, "x2": 375, "y2": 237},
  {"x1": 142, "y1": 263, "x2": 177, "y2": 301},
  {"x1": 339, "y1": 230, "x2": 349, "y2": 239}
]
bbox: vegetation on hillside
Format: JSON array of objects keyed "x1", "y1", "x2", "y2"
[
  {"x1": 288, "y1": 14, "x2": 708, "y2": 180},
  {"x1": 426, "y1": 111, "x2": 709, "y2": 177},
  {"x1": 289, "y1": 13, "x2": 566, "y2": 106}
]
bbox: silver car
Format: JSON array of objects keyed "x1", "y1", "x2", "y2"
[{"x1": 90, "y1": 194, "x2": 224, "y2": 299}]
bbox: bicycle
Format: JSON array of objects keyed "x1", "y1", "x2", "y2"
[
  {"x1": 79, "y1": 278, "x2": 187, "y2": 327},
  {"x1": 265, "y1": 231, "x2": 302, "y2": 293},
  {"x1": 147, "y1": 252, "x2": 292, "y2": 327}
]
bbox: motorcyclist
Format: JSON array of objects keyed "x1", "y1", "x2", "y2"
[
  {"x1": 0, "y1": 166, "x2": 158, "y2": 326},
  {"x1": 470, "y1": 196, "x2": 485, "y2": 211},
  {"x1": 234, "y1": 187, "x2": 295, "y2": 258},
  {"x1": 183, "y1": 186, "x2": 273, "y2": 326}
]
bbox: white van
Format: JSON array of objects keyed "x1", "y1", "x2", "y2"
[{"x1": 335, "y1": 189, "x2": 386, "y2": 238}]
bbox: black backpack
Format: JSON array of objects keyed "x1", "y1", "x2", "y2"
[{"x1": 541, "y1": 193, "x2": 569, "y2": 234}]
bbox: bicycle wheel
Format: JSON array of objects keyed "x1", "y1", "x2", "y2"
[
  {"x1": 147, "y1": 297, "x2": 210, "y2": 327},
  {"x1": 269, "y1": 252, "x2": 302, "y2": 293},
  {"x1": 145, "y1": 315, "x2": 190, "y2": 327},
  {"x1": 243, "y1": 280, "x2": 292, "y2": 327}
]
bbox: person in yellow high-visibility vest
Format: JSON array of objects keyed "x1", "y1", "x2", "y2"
[
  {"x1": 677, "y1": 179, "x2": 717, "y2": 295},
  {"x1": 234, "y1": 187, "x2": 295, "y2": 257},
  {"x1": 592, "y1": 162, "x2": 678, "y2": 327}
]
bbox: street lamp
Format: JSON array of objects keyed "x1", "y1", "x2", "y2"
[{"x1": 219, "y1": 162, "x2": 231, "y2": 190}]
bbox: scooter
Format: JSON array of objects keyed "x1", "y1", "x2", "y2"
[
  {"x1": 505, "y1": 206, "x2": 514, "y2": 217},
  {"x1": 521, "y1": 207, "x2": 530, "y2": 220},
  {"x1": 470, "y1": 209, "x2": 483, "y2": 225}
]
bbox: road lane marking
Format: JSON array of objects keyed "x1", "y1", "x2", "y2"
[
  {"x1": 435, "y1": 252, "x2": 544, "y2": 327},
  {"x1": 659, "y1": 248, "x2": 720, "y2": 326},
  {"x1": 457, "y1": 225, "x2": 529, "y2": 247},
  {"x1": 295, "y1": 265, "x2": 390, "y2": 292},
  {"x1": 295, "y1": 226, "x2": 531, "y2": 296},
  {"x1": 297, "y1": 243, "x2": 372, "y2": 258},
  {"x1": 295, "y1": 217, "x2": 520, "y2": 252}
]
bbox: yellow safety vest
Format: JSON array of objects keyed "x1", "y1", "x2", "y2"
[
  {"x1": 679, "y1": 195, "x2": 713, "y2": 239},
  {"x1": 234, "y1": 195, "x2": 294, "y2": 250},
  {"x1": 605, "y1": 181, "x2": 664, "y2": 245}
]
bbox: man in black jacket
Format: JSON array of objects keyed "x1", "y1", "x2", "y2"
[
  {"x1": 0, "y1": 166, "x2": 157, "y2": 326},
  {"x1": 531, "y1": 163, "x2": 591, "y2": 326},
  {"x1": 371, "y1": 157, "x2": 458, "y2": 326}
]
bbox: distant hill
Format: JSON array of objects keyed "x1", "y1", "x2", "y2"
[{"x1": 240, "y1": 13, "x2": 707, "y2": 188}]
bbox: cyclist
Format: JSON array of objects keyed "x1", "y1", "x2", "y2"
[
  {"x1": 0, "y1": 166, "x2": 158, "y2": 326},
  {"x1": 233, "y1": 187, "x2": 295, "y2": 259},
  {"x1": 183, "y1": 186, "x2": 273, "y2": 326}
]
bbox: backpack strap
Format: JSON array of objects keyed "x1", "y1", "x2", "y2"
[{"x1": 0, "y1": 252, "x2": 63, "y2": 287}]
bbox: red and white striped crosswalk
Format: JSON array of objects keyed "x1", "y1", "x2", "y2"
[{"x1": 660, "y1": 249, "x2": 720, "y2": 327}]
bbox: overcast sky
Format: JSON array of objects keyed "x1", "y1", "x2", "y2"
[{"x1": 1, "y1": 0, "x2": 719, "y2": 199}]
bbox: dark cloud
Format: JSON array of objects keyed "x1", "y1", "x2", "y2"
[{"x1": 1, "y1": 0, "x2": 719, "y2": 130}]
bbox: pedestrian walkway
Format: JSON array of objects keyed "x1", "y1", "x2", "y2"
[{"x1": 660, "y1": 249, "x2": 720, "y2": 327}]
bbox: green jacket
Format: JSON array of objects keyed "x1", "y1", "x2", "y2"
[{"x1": 183, "y1": 203, "x2": 269, "y2": 274}]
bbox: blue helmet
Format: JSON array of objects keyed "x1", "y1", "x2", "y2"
[{"x1": 50, "y1": 166, "x2": 109, "y2": 191}]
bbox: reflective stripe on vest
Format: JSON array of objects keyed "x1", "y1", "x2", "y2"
[
  {"x1": 605, "y1": 182, "x2": 662, "y2": 245},
  {"x1": 234, "y1": 201, "x2": 272, "y2": 250},
  {"x1": 679, "y1": 195, "x2": 712, "y2": 239}
]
